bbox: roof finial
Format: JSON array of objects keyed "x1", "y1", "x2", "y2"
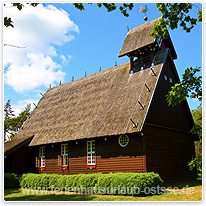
[{"x1": 138, "y1": 5, "x2": 148, "y2": 22}]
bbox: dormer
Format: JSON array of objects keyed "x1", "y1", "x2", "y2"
[{"x1": 118, "y1": 17, "x2": 177, "y2": 73}]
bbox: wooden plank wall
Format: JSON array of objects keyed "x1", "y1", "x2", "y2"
[
  {"x1": 5, "y1": 145, "x2": 37, "y2": 174},
  {"x1": 38, "y1": 133, "x2": 146, "y2": 175},
  {"x1": 146, "y1": 57, "x2": 194, "y2": 132},
  {"x1": 143, "y1": 124, "x2": 197, "y2": 181}
]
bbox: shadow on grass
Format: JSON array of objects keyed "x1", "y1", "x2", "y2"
[
  {"x1": 4, "y1": 194, "x2": 95, "y2": 201},
  {"x1": 163, "y1": 178, "x2": 202, "y2": 189},
  {"x1": 4, "y1": 188, "x2": 21, "y2": 196}
]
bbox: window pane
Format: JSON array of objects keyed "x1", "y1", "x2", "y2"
[
  {"x1": 92, "y1": 144, "x2": 95, "y2": 152},
  {"x1": 41, "y1": 158, "x2": 45, "y2": 167},
  {"x1": 65, "y1": 156, "x2": 68, "y2": 166},
  {"x1": 119, "y1": 135, "x2": 129, "y2": 147},
  {"x1": 61, "y1": 145, "x2": 64, "y2": 155},
  {"x1": 61, "y1": 144, "x2": 68, "y2": 155},
  {"x1": 39, "y1": 147, "x2": 42, "y2": 156},
  {"x1": 92, "y1": 156, "x2": 95, "y2": 164},
  {"x1": 87, "y1": 141, "x2": 96, "y2": 165},
  {"x1": 39, "y1": 147, "x2": 45, "y2": 157},
  {"x1": 65, "y1": 145, "x2": 68, "y2": 154},
  {"x1": 42, "y1": 148, "x2": 45, "y2": 157},
  {"x1": 62, "y1": 155, "x2": 68, "y2": 166},
  {"x1": 87, "y1": 158, "x2": 91, "y2": 164}
]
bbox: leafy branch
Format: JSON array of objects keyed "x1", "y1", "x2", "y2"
[
  {"x1": 166, "y1": 67, "x2": 202, "y2": 107},
  {"x1": 149, "y1": 3, "x2": 202, "y2": 39}
]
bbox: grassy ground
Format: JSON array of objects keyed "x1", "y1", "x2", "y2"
[{"x1": 4, "y1": 179, "x2": 202, "y2": 201}]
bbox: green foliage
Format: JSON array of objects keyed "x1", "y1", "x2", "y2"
[
  {"x1": 188, "y1": 104, "x2": 202, "y2": 178},
  {"x1": 73, "y1": 3, "x2": 133, "y2": 17},
  {"x1": 4, "y1": 3, "x2": 39, "y2": 27},
  {"x1": 166, "y1": 67, "x2": 202, "y2": 107},
  {"x1": 4, "y1": 100, "x2": 31, "y2": 141},
  {"x1": 188, "y1": 156, "x2": 202, "y2": 178},
  {"x1": 12, "y1": 3, "x2": 24, "y2": 10},
  {"x1": 4, "y1": 2, "x2": 201, "y2": 34},
  {"x1": 4, "y1": 100, "x2": 15, "y2": 141},
  {"x1": 191, "y1": 104, "x2": 202, "y2": 139},
  {"x1": 149, "y1": 3, "x2": 201, "y2": 39},
  {"x1": 150, "y1": 18, "x2": 169, "y2": 40},
  {"x1": 197, "y1": 9, "x2": 202, "y2": 22},
  {"x1": 72, "y1": 3, "x2": 85, "y2": 11},
  {"x1": 4, "y1": 17, "x2": 14, "y2": 27},
  {"x1": 20, "y1": 172, "x2": 163, "y2": 196},
  {"x1": 4, "y1": 173, "x2": 21, "y2": 188}
]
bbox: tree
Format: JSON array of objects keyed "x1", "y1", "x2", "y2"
[
  {"x1": 149, "y1": 3, "x2": 202, "y2": 39},
  {"x1": 166, "y1": 67, "x2": 202, "y2": 107},
  {"x1": 188, "y1": 104, "x2": 202, "y2": 177},
  {"x1": 4, "y1": 99, "x2": 15, "y2": 141},
  {"x1": 4, "y1": 100, "x2": 31, "y2": 141}
]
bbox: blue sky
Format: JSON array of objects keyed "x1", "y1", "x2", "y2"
[{"x1": 3, "y1": 2, "x2": 202, "y2": 115}]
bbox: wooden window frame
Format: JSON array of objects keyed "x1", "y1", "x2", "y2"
[
  {"x1": 38, "y1": 146, "x2": 45, "y2": 170},
  {"x1": 86, "y1": 140, "x2": 96, "y2": 169},
  {"x1": 61, "y1": 143, "x2": 68, "y2": 166},
  {"x1": 59, "y1": 143, "x2": 68, "y2": 170},
  {"x1": 119, "y1": 134, "x2": 129, "y2": 147}
]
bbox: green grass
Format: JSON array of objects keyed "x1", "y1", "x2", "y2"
[{"x1": 4, "y1": 179, "x2": 202, "y2": 201}]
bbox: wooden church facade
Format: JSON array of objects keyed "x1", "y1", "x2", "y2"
[{"x1": 4, "y1": 18, "x2": 197, "y2": 182}]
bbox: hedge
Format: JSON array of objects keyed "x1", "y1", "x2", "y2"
[
  {"x1": 19, "y1": 172, "x2": 163, "y2": 196},
  {"x1": 4, "y1": 173, "x2": 21, "y2": 189}
]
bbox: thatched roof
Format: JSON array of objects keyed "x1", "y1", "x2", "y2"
[
  {"x1": 118, "y1": 17, "x2": 177, "y2": 59},
  {"x1": 4, "y1": 48, "x2": 169, "y2": 148},
  {"x1": 4, "y1": 136, "x2": 33, "y2": 155}
]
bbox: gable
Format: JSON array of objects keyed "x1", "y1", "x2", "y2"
[
  {"x1": 144, "y1": 51, "x2": 194, "y2": 132},
  {"x1": 118, "y1": 17, "x2": 177, "y2": 60},
  {"x1": 118, "y1": 18, "x2": 159, "y2": 57}
]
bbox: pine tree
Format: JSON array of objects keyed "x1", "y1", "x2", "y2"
[
  {"x1": 4, "y1": 100, "x2": 31, "y2": 141},
  {"x1": 4, "y1": 99, "x2": 15, "y2": 141}
]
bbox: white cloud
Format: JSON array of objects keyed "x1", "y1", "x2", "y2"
[
  {"x1": 60, "y1": 54, "x2": 72, "y2": 64},
  {"x1": 12, "y1": 99, "x2": 39, "y2": 116},
  {"x1": 4, "y1": 3, "x2": 79, "y2": 92}
]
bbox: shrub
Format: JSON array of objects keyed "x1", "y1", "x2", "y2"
[
  {"x1": 19, "y1": 172, "x2": 163, "y2": 196},
  {"x1": 4, "y1": 173, "x2": 21, "y2": 188}
]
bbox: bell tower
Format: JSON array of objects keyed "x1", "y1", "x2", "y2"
[{"x1": 118, "y1": 18, "x2": 177, "y2": 74}]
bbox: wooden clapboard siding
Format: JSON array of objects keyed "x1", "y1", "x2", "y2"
[
  {"x1": 39, "y1": 133, "x2": 146, "y2": 175},
  {"x1": 143, "y1": 124, "x2": 197, "y2": 181}
]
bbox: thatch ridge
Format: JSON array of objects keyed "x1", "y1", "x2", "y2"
[
  {"x1": 4, "y1": 136, "x2": 33, "y2": 155},
  {"x1": 118, "y1": 17, "x2": 161, "y2": 57}
]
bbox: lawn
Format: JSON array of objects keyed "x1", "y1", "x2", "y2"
[{"x1": 4, "y1": 179, "x2": 202, "y2": 201}]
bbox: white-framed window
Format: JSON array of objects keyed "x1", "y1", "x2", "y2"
[
  {"x1": 61, "y1": 144, "x2": 68, "y2": 166},
  {"x1": 119, "y1": 134, "x2": 129, "y2": 147},
  {"x1": 87, "y1": 140, "x2": 96, "y2": 166},
  {"x1": 39, "y1": 146, "x2": 45, "y2": 167}
]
